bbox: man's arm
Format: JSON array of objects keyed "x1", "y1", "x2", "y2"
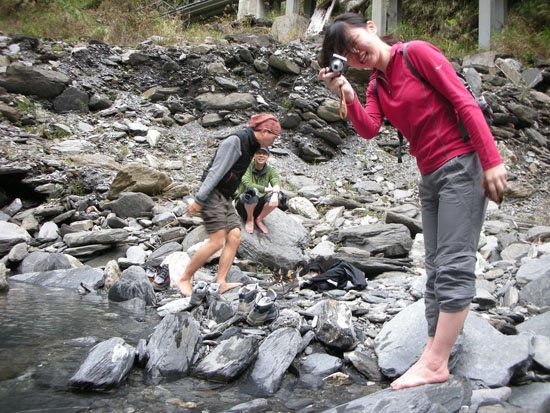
[{"x1": 195, "y1": 135, "x2": 241, "y2": 204}]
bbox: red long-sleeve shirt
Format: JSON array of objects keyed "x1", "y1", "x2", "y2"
[{"x1": 346, "y1": 40, "x2": 502, "y2": 174}]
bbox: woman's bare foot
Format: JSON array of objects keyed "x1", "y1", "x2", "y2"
[
  {"x1": 245, "y1": 220, "x2": 254, "y2": 234},
  {"x1": 218, "y1": 282, "x2": 242, "y2": 294},
  {"x1": 177, "y1": 279, "x2": 193, "y2": 297},
  {"x1": 390, "y1": 357, "x2": 449, "y2": 390},
  {"x1": 255, "y1": 218, "x2": 269, "y2": 234}
]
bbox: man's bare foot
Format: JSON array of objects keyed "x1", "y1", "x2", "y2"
[
  {"x1": 255, "y1": 219, "x2": 269, "y2": 234},
  {"x1": 245, "y1": 220, "x2": 254, "y2": 234},
  {"x1": 390, "y1": 358, "x2": 449, "y2": 390},
  {"x1": 218, "y1": 282, "x2": 242, "y2": 294},
  {"x1": 177, "y1": 279, "x2": 193, "y2": 297}
]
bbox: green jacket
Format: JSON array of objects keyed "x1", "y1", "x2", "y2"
[{"x1": 237, "y1": 162, "x2": 281, "y2": 197}]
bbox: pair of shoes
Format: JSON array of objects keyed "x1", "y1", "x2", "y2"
[
  {"x1": 151, "y1": 264, "x2": 170, "y2": 291},
  {"x1": 237, "y1": 283, "x2": 260, "y2": 315},
  {"x1": 189, "y1": 281, "x2": 220, "y2": 306},
  {"x1": 246, "y1": 288, "x2": 278, "y2": 326}
]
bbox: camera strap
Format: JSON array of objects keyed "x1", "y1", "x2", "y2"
[{"x1": 338, "y1": 85, "x2": 348, "y2": 120}]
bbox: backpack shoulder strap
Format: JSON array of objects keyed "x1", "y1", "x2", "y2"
[{"x1": 402, "y1": 43, "x2": 426, "y2": 84}]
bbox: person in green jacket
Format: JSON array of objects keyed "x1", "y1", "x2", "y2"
[{"x1": 236, "y1": 147, "x2": 287, "y2": 234}]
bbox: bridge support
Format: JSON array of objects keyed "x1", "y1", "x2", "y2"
[
  {"x1": 372, "y1": 0, "x2": 402, "y2": 36},
  {"x1": 479, "y1": 0, "x2": 508, "y2": 49},
  {"x1": 237, "y1": 0, "x2": 265, "y2": 19}
]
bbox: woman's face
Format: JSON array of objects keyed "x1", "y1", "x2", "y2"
[{"x1": 341, "y1": 24, "x2": 380, "y2": 69}]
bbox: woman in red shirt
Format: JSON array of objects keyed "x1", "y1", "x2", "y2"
[{"x1": 319, "y1": 13, "x2": 508, "y2": 390}]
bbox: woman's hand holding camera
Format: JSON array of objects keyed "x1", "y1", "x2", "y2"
[{"x1": 319, "y1": 68, "x2": 355, "y2": 103}]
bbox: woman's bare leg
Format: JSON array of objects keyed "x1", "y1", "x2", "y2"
[{"x1": 391, "y1": 306, "x2": 469, "y2": 390}]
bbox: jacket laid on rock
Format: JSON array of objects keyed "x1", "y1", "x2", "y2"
[
  {"x1": 346, "y1": 40, "x2": 502, "y2": 175},
  {"x1": 196, "y1": 127, "x2": 260, "y2": 204},
  {"x1": 237, "y1": 162, "x2": 281, "y2": 198}
]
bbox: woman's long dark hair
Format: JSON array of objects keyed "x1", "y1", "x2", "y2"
[{"x1": 319, "y1": 12, "x2": 400, "y2": 68}]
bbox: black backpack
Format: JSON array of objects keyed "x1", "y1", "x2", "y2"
[{"x1": 373, "y1": 42, "x2": 494, "y2": 163}]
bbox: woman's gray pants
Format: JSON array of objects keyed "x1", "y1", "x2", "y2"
[{"x1": 419, "y1": 152, "x2": 487, "y2": 337}]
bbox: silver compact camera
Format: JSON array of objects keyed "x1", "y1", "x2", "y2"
[{"x1": 328, "y1": 53, "x2": 347, "y2": 75}]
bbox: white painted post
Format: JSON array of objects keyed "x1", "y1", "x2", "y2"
[
  {"x1": 237, "y1": 0, "x2": 266, "y2": 19},
  {"x1": 372, "y1": 0, "x2": 387, "y2": 35},
  {"x1": 387, "y1": 0, "x2": 402, "y2": 33},
  {"x1": 479, "y1": 0, "x2": 507, "y2": 49},
  {"x1": 286, "y1": 0, "x2": 301, "y2": 15}
]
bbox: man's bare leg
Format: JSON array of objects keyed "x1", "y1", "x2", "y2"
[
  {"x1": 255, "y1": 204, "x2": 276, "y2": 234},
  {"x1": 391, "y1": 306, "x2": 469, "y2": 390},
  {"x1": 215, "y1": 227, "x2": 242, "y2": 293},
  {"x1": 244, "y1": 203, "x2": 256, "y2": 234},
  {"x1": 176, "y1": 230, "x2": 225, "y2": 296}
]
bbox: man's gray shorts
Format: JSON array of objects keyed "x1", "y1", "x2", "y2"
[
  {"x1": 419, "y1": 152, "x2": 487, "y2": 336},
  {"x1": 200, "y1": 189, "x2": 241, "y2": 234}
]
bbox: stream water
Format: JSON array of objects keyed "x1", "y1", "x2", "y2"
[{"x1": 0, "y1": 282, "x2": 377, "y2": 413}]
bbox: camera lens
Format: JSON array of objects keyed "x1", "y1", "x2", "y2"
[{"x1": 330, "y1": 59, "x2": 344, "y2": 73}]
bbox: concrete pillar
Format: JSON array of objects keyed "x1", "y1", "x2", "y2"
[
  {"x1": 479, "y1": 0, "x2": 508, "y2": 49},
  {"x1": 237, "y1": 0, "x2": 265, "y2": 19},
  {"x1": 387, "y1": 0, "x2": 402, "y2": 33},
  {"x1": 372, "y1": 0, "x2": 402, "y2": 35},
  {"x1": 286, "y1": 0, "x2": 300, "y2": 15},
  {"x1": 372, "y1": 0, "x2": 387, "y2": 35}
]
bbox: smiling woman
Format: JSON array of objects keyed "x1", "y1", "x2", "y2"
[{"x1": 318, "y1": 11, "x2": 508, "y2": 392}]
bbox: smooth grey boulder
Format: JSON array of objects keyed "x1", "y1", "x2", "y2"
[
  {"x1": 144, "y1": 312, "x2": 201, "y2": 384},
  {"x1": 321, "y1": 375, "x2": 471, "y2": 413},
  {"x1": 515, "y1": 255, "x2": 550, "y2": 284},
  {"x1": 68, "y1": 337, "x2": 135, "y2": 391},
  {"x1": 243, "y1": 327, "x2": 302, "y2": 396},
  {"x1": 238, "y1": 208, "x2": 309, "y2": 269},
  {"x1": 519, "y1": 272, "x2": 550, "y2": 307},
  {"x1": 453, "y1": 314, "x2": 531, "y2": 387},
  {"x1": 295, "y1": 353, "x2": 343, "y2": 389},
  {"x1": 0, "y1": 221, "x2": 32, "y2": 255},
  {"x1": 16, "y1": 251, "x2": 82, "y2": 274},
  {"x1": 107, "y1": 266, "x2": 156, "y2": 306},
  {"x1": 103, "y1": 192, "x2": 155, "y2": 219},
  {"x1": 194, "y1": 335, "x2": 257, "y2": 383},
  {"x1": 374, "y1": 300, "x2": 532, "y2": 387},
  {"x1": 517, "y1": 311, "x2": 550, "y2": 337},
  {"x1": 328, "y1": 223, "x2": 413, "y2": 258},
  {"x1": 508, "y1": 382, "x2": 550, "y2": 413},
  {"x1": 0, "y1": 63, "x2": 69, "y2": 98},
  {"x1": 10, "y1": 267, "x2": 104, "y2": 290},
  {"x1": 106, "y1": 163, "x2": 172, "y2": 200}
]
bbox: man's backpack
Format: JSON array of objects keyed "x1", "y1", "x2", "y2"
[{"x1": 373, "y1": 42, "x2": 494, "y2": 163}]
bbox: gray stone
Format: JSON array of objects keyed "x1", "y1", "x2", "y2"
[
  {"x1": 517, "y1": 311, "x2": 550, "y2": 338},
  {"x1": 321, "y1": 376, "x2": 471, "y2": 413},
  {"x1": 0, "y1": 221, "x2": 32, "y2": 254},
  {"x1": 508, "y1": 382, "x2": 550, "y2": 413},
  {"x1": 516, "y1": 255, "x2": 550, "y2": 284},
  {"x1": 0, "y1": 63, "x2": 69, "y2": 97},
  {"x1": 10, "y1": 266, "x2": 104, "y2": 290}
]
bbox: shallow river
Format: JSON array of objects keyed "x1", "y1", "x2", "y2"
[{"x1": 0, "y1": 282, "x2": 378, "y2": 413}]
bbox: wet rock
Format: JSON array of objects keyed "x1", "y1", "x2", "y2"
[
  {"x1": 194, "y1": 335, "x2": 257, "y2": 383},
  {"x1": 145, "y1": 312, "x2": 201, "y2": 384},
  {"x1": 68, "y1": 337, "x2": 136, "y2": 391}
]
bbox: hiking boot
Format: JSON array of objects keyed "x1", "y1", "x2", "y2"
[
  {"x1": 237, "y1": 283, "x2": 259, "y2": 315},
  {"x1": 206, "y1": 282, "x2": 221, "y2": 306},
  {"x1": 246, "y1": 289, "x2": 278, "y2": 326},
  {"x1": 151, "y1": 264, "x2": 170, "y2": 291},
  {"x1": 189, "y1": 280, "x2": 208, "y2": 306}
]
